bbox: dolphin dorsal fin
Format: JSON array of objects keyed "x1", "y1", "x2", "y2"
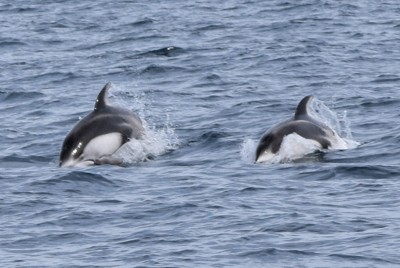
[
  {"x1": 94, "y1": 82, "x2": 112, "y2": 111},
  {"x1": 294, "y1": 95, "x2": 313, "y2": 120}
]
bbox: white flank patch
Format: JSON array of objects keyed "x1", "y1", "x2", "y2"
[
  {"x1": 255, "y1": 150, "x2": 276, "y2": 163},
  {"x1": 256, "y1": 133, "x2": 322, "y2": 164},
  {"x1": 277, "y1": 133, "x2": 321, "y2": 162},
  {"x1": 83, "y1": 132, "x2": 123, "y2": 160},
  {"x1": 60, "y1": 133, "x2": 123, "y2": 168},
  {"x1": 257, "y1": 133, "x2": 321, "y2": 163}
]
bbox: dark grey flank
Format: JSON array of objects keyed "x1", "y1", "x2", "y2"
[
  {"x1": 255, "y1": 96, "x2": 337, "y2": 162},
  {"x1": 59, "y1": 82, "x2": 144, "y2": 167}
]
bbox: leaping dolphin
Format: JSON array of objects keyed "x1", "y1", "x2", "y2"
[
  {"x1": 59, "y1": 82, "x2": 144, "y2": 167},
  {"x1": 255, "y1": 96, "x2": 347, "y2": 163}
]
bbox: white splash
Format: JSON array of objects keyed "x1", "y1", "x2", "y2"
[
  {"x1": 107, "y1": 84, "x2": 179, "y2": 164},
  {"x1": 309, "y1": 98, "x2": 359, "y2": 150},
  {"x1": 112, "y1": 121, "x2": 178, "y2": 164},
  {"x1": 240, "y1": 138, "x2": 258, "y2": 163}
]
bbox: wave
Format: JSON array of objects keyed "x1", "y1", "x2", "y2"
[
  {"x1": 0, "y1": 39, "x2": 27, "y2": 48},
  {"x1": 332, "y1": 165, "x2": 400, "y2": 179},
  {"x1": 28, "y1": 171, "x2": 118, "y2": 195},
  {"x1": 136, "y1": 46, "x2": 185, "y2": 58},
  {"x1": 1, "y1": 91, "x2": 45, "y2": 102},
  {"x1": 139, "y1": 64, "x2": 189, "y2": 75},
  {"x1": 0, "y1": 154, "x2": 50, "y2": 164},
  {"x1": 31, "y1": 171, "x2": 115, "y2": 186}
]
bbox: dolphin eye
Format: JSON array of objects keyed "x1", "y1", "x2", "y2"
[
  {"x1": 63, "y1": 138, "x2": 73, "y2": 152},
  {"x1": 62, "y1": 136, "x2": 83, "y2": 159}
]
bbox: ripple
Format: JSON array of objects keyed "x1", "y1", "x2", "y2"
[
  {"x1": 1, "y1": 91, "x2": 45, "y2": 102},
  {"x1": 361, "y1": 97, "x2": 400, "y2": 108},
  {"x1": 0, "y1": 154, "x2": 50, "y2": 164},
  {"x1": 139, "y1": 64, "x2": 189, "y2": 75},
  {"x1": 137, "y1": 46, "x2": 185, "y2": 58},
  {"x1": 333, "y1": 165, "x2": 400, "y2": 179},
  {"x1": 56, "y1": 171, "x2": 116, "y2": 185},
  {"x1": 4, "y1": 232, "x2": 91, "y2": 250},
  {"x1": 0, "y1": 39, "x2": 27, "y2": 47},
  {"x1": 240, "y1": 247, "x2": 315, "y2": 257},
  {"x1": 28, "y1": 171, "x2": 118, "y2": 195},
  {"x1": 125, "y1": 17, "x2": 154, "y2": 27},
  {"x1": 329, "y1": 253, "x2": 396, "y2": 265},
  {"x1": 372, "y1": 74, "x2": 400, "y2": 83}
]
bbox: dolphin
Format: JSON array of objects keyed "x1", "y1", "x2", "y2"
[
  {"x1": 59, "y1": 82, "x2": 144, "y2": 167},
  {"x1": 255, "y1": 96, "x2": 347, "y2": 163}
]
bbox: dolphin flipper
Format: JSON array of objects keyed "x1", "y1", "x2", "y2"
[{"x1": 94, "y1": 155, "x2": 124, "y2": 166}]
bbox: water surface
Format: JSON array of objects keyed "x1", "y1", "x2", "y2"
[{"x1": 1, "y1": 1, "x2": 400, "y2": 267}]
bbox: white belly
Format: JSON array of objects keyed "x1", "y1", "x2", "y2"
[
  {"x1": 83, "y1": 132, "x2": 123, "y2": 160},
  {"x1": 256, "y1": 133, "x2": 322, "y2": 163}
]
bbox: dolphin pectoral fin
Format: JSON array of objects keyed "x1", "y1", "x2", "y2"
[{"x1": 94, "y1": 155, "x2": 124, "y2": 166}]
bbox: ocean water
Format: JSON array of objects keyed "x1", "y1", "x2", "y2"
[{"x1": 1, "y1": 0, "x2": 400, "y2": 267}]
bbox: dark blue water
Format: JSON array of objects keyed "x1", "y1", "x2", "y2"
[{"x1": 1, "y1": 1, "x2": 400, "y2": 267}]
